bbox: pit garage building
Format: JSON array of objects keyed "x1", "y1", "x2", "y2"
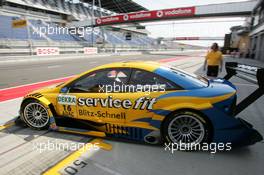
[{"x1": 250, "y1": 0, "x2": 264, "y2": 62}]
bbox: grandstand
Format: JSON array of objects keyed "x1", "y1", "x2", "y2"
[{"x1": 0, "y1": 0, "x2": 157, "y2": 55}]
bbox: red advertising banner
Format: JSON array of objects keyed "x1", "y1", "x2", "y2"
[
  {"x1": 96, "y1": 7, "x2": 195, "y2": 25},
  {"x1": 83, "y1": 47, "x2": 98, "y2": 55},
  {"x1": 36, "y1": 47, "x2": 60, "y2": 56}
]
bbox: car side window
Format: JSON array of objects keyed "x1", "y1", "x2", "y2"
[
  {"x1": 129, "y1": 69, "x2": 180, "y2": 91},
  {"x1": 70, "y1": 68, "x2": 131, "y2": 93}
]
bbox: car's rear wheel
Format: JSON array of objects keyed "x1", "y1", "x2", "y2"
[
  {"x1": 21, "y1": 99, "x2": 50, "y2": 130},
  {"x1": 162, "y1": 110, "x2": 211, "y2": 150}
]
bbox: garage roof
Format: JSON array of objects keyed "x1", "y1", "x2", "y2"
[{"x1": 82, "y1": 0, "x2": 148, "y2": 13}]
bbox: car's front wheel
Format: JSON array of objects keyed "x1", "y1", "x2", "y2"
[
  {"x1": 162, "y1": 110, "x2": 211, "y2": 149},
  {"x1": 21, "y1": 99, "x2": 50, "y2": 130}
]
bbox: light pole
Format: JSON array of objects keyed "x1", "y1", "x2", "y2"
[{"x1": 91, "y1": 0, "x2": 95, "y2": 47}]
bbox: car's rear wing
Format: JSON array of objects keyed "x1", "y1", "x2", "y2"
[{"x1": 224, "y1": 62, "x2": 264, "y2": 116}]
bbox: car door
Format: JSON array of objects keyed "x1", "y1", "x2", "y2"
[
  {"x1": 56, "y1": 93, "x2": 78, "y2": 118},
  {"x1": 68, "y1": 68, "x2": 132, "y2": 124},
  {"x1": 124, "y1": 68, "x2": 181, "y2": 127}
]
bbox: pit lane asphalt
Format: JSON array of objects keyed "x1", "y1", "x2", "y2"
[{"x1": 0, "y1": 51, "x2": 201, "y2": 89}]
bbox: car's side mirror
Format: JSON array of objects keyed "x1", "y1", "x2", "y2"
[
  {"x1": 60, "y1": 85, "x2": 81, "y2": 93},
  {"x1": 60, "y1": 87, "x2": 69, "y2": 93}
]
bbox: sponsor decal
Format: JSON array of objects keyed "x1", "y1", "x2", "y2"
[
  {"x1": 36, "y1": 47, "x2": 60, "y2": 56},
  {"x1": 129, "y1": 12, "x2": 152, "y2": 20},
  {"x1": 238, "y1": 64, "x2": 258, "y2": 72},
  {"x1": 62, "y1": 105, "x2": 75, "y2": 117},
  {"x1": 96, "y1": 7, "x2": 195, "y2": 25},
  {"x1": 83, "y1": 47, "x2": 98, "y2": 54},
  {"x1": 163, "y1": 8, "x2": 194, "y2": 17},
  {"x1": 105, "y1": 124, "x2": 128, "y2": 134},
  {"x1": 97, "y1": 15, "x2": 122, "y2": 25},
  {"x1": 78, "y1": 96, "x2": 156, "y2": 110},
  {"x1": 78, "y1": 109, "x2": 126, "y2": 120},
  {"x1": 58, "y1": 94, "x2": 77, "y2": 105},
  {"x1": 12, "y1": 19, "x2": 27, "y2": 28}
]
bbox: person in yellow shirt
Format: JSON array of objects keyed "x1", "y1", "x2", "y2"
[{"x1": 204, "y1": 43, "x2": 223, "y2": 77}]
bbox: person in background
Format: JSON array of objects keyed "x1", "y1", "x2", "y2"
[{"x1": 204, "y1": 43, "x2": 223, "y2": 77}]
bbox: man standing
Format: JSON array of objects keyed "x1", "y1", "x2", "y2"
[{"x1": 204, "y1": 43, "x2": 223, "y2": 77}]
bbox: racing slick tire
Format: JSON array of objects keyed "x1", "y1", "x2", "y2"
[
  {"x1": 162, "y1": 110, "x2": 212, "y2": 150},
  {"x1": 20, "y1": 99, "x2": 50, "y2": 130}
]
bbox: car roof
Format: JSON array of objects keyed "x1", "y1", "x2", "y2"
[
  {"x1": 91, "y1": 61, "x2": 162, "y2": 72},
  {"x1": 64, "y1": 61, "x2": 164, "y2": 86}
]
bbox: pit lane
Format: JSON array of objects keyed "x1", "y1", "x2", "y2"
[{"x1": 0, "y1": 51, "x2": 263, "y2": 175}]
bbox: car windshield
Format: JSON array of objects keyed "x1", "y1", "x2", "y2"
[{"x1": 164, "y1": 65, "x2": 209, "y2": 87}]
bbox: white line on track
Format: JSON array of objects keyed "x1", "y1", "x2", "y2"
[{"x1": 47, "y1": 65, "x2": 61, "y2": 69}]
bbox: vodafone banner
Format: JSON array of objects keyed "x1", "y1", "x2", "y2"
[
  {"x1": 83, "y1": 47, "x2": 98, "y2": 55},
  {"x1": 36, "y1": 47, "x2": 60, "y2": 56},
  {"x1": 96, "y1": 7, "x2": 195, "y2": 25}
]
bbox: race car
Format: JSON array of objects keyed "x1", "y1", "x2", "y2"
[{"x1": 18, "y1": 61, "x2": 263, "y2": 147}]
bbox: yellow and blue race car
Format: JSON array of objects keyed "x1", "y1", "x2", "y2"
[{"x1": 18, "y1": 61, "x2": 263, "y2": 147}]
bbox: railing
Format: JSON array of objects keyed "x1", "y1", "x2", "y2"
[
  {"x1": 0, "y1": 38, "x2": 203, "y2": 56},
  {"x1": 0, "y1": 39, "x2": 162, "y2": 56}
]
